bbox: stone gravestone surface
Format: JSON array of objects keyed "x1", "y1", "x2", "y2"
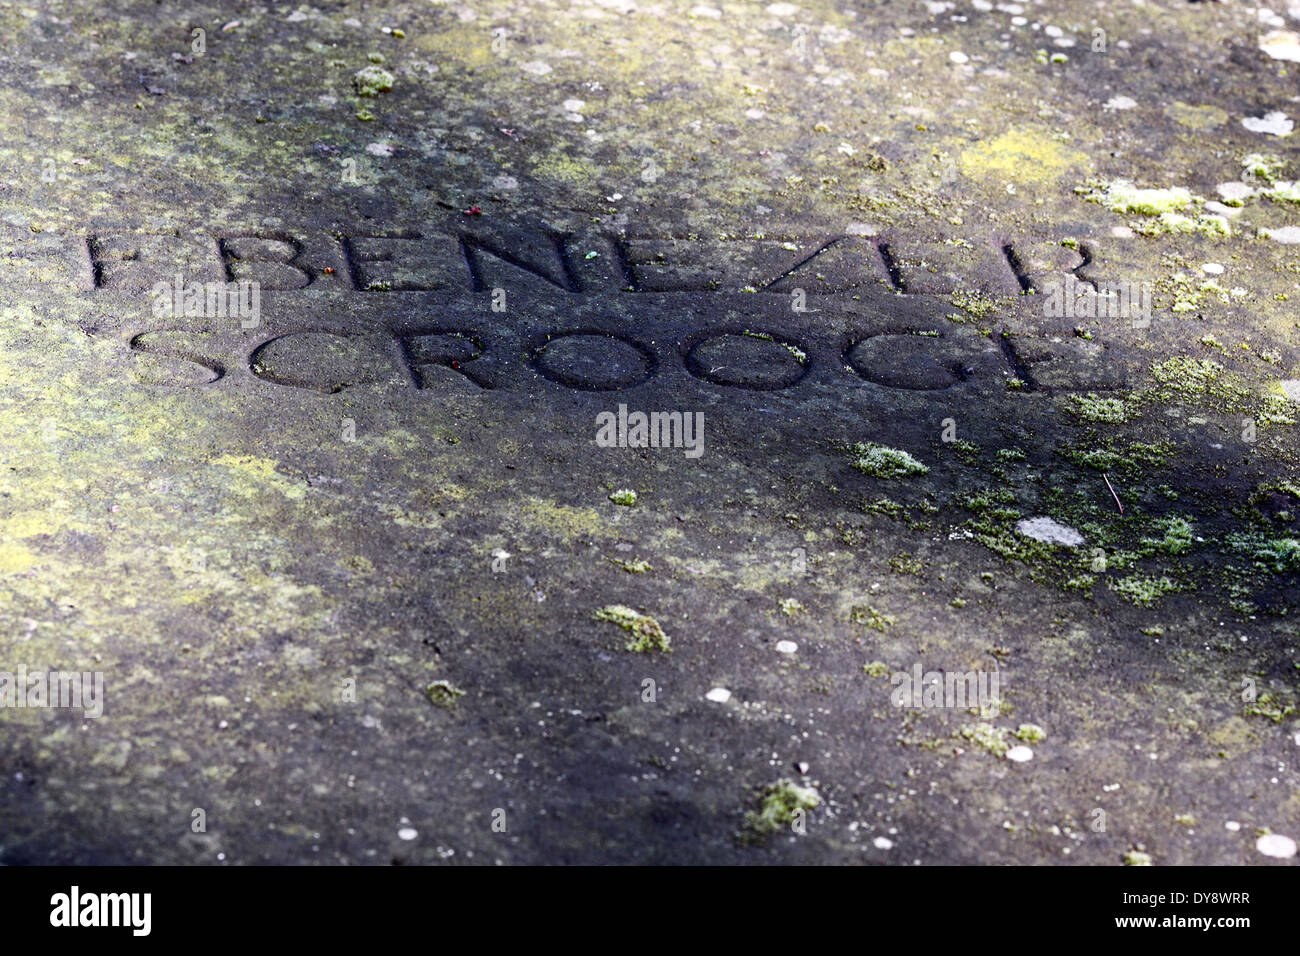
[{"x1": 0, "y1": 0, "x2": 1297, "y2": 864}]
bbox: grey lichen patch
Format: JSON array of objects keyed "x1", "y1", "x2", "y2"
[
  {"x1": 593, "y1": 604, "x2": 670, "y2": 653},
  {"x1": 848, "y1": 442, "x2": 929, "y2": 479},
  {"x1": 744, "y1": 778, "x2": 821, "y2": 837}
]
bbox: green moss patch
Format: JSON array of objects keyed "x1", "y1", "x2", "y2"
[
  {"x1": 593, "y1": 604, "x2": 671, "y2": 653},
  {"x1": 848, "y1": 442, "x2": 929, "y2": 479},
  {"x1": 744, "y1": 778, "x2": 821, "y2": 836}
]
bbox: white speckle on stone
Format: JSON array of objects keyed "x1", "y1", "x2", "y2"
[
  {"x1": 1260, "y1": 29, "x2": 1300, "y2": 62},
  {"x1": 775, "y1": 640, "x2": 798, "y2": 655},
  {"x1": 1044, "y1": 25, "x2": 1063, "y2": 37},
  {"x1": 1225, "y1": 820, "x2": 1241, "y2": 832},
  {"x1": 521, "y1": 61, "x2": 552, "y2": 76},
  {"x1": 1256, "y1": 833, "x2": 1297, "y2": 858},
  {"x1": 1015, "y1": 516, "x2": 1085, "y2": 547},
  {"x1": 562, "y1": 98, "x2": 585, "y2": 114},
  {"x1": 492, "y1": 175, "x2": 519, "y2": 191},
  {"x1": 1006, "y1": 745, "x2": 1034, "y2": 762},
  {"x1": 1203, "y1": 201, "x2": 1241, "y2": 218},
  {"x1": 1242, "y1": 111, "x2": 1293, "y2": 136},
  {"x1": 1110, "y1": 225, "x2": 1134, "y2": 238},
  {"x1": 690, "y1": 5, "x2": 723, "y2": 18},
  {"x1": 745, "y1": 108, "x2": 765, "y2": 119},
  {"x1": 705, "y1": 687, "x2": 732, "y2": 703},
  {"x1": 1201, "y1": 262, "x2": 1224, "y2": 275},
  {"x1": 1104, "y1": 96, "x2": 1137, "y2": 111},
  {"x1": 1278, "y1": 380, "x2": 1300, "y2": 403},
  {"x1": 1217, "y1": 181, "x2": 1255, "y2": 203},
  {"x1": 287, "y1": 10, "x2": 309, "y2": 22},
  {"x1": 766, "y1": 2, "x2": 799, "y2": 16},
  {"x1": 949, "y1": 50, "x2": 969, "y2": 63},
  {"x1": 1263, "y1": 225, "x2": 1300, "y2": 244},
  {"x1": 397, "y1": 827, "x2": 418, "y2": 841},
  {"x1": 365, "y1": 141, "x2": 395, "y2": 156},
  {"x1": 873, "y1": 836, "x2": 893, "y2": 849}
]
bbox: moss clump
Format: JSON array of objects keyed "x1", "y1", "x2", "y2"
[
  {"x1": 889, "y1": 552, "x2": 923, "y2": 575},
  {"x1": 426, "y1": 680, "x2": 465, "y2": 709},
  {"x1": 949, "y1": 439, "x2": 980, "y2": 463},
  {"x1": 608, "y1": 489, "x2": 638, "y2": 506},
  {"x1": 616, "y1": 558, "x2": 652, "y2": 574},
  {"x1": 850, "y1": 605, "x2": 895, "y2": 631},
  {"x1": 1084, "y1": 180, "x2": 1193, "y2": 215},
  {"x1": 1243, "y1": 692, "x2": 1297, "y2": 723},
  {"x1": 1111, "y1": 574, "x2": 1179, "y2": 607},
  {"x1": 958, "y1": 722, "x2": 1011, "y2": 757},
  {"x1": 1226, "y1": 532, "x2": 1300, "y2": 573},
  {"x1": 745, "y1": 779, "x2": 821, "y2": 835},
  {"x1": 1148, "y1": 357, "x2": 1246, "y2": 406},
  {"x1": 996, "y1": 448, "x2": 1026, "y2": 463},
  {"x1": 849, "y1": 442, "x2": 928, "y2": 479},
  {"x1": 1242, "y1": 153, "x2": 1284, "y2": 185},
  {"x1": 593, "y1": 604, "x2": 671, "y2": 653},
  {"x1": 1123, "y1": 850, "x2": 1153, "y2": 866},
  {"x1": 862, "y1": 497, "x2": 905, "y2": 519},
  {"x1": 778, "y1": 597, "x2": 805, "y2": 616},
  {"x1": 1141, "y1": 516, "x2": 1196, "y2": 556},
  {"x1": 949, "y1": 289, "x2": 1002, "y2": 321},
  {"x1": 863, "y1": 660, "x2": 891, "y2": 678},
  {"x1": 1068, "y1": 393, "x2": 1134, "y2": 424},
  {"x1": 1132, "y1": 213, "x2": 1230, "y2": 238},
  {"x1": 1015, "y1": 723, "x2": 1046, "y2": 743},
  {"x1": 1267, "y1": 181, "x2": 1300, "y2": 204},
  {"x1": 1059, "y1": 440, "x2": 1172, "y2": 474},
  {"x1": 352, "y1": 65, "x2": 395, "y2": 97}
]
